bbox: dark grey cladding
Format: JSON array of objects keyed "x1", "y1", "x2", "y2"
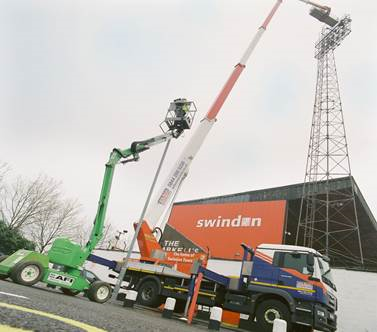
[{"x1": 173, "y1": 177, "x2": 377, "y2": 271}]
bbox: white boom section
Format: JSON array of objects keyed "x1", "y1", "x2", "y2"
[
  {"x1": 143, "y1": 0, "x2": 283, "y2": 230},
  {"x1": 297, "y1": 0, "x2": 331, "y2": 13}
]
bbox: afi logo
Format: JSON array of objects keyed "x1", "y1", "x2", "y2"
[{"x1": 48, "y1": 273, "x2": 75, "y2": 285}]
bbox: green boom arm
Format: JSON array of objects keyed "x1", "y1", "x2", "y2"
[{"x1": 82, "y1": 133, "x2": 172, "y2": 259}]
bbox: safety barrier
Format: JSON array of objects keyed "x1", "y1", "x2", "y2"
[
  {"x1": 123, "y1": 290, "x2": 138, "y2": 308},
  {"x1": 162, "y1": 297, "x2": 176, "y2": 319},
  {"x1": 208, "y1": 307, "x2": 222, "y2": 330},
  {"x1": 273, "y1": 318, "x2": 287, "y2": 332}
]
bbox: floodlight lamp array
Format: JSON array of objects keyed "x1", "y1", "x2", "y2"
[{"x1": 315, "y1": 15, "x2": 351, "y2": 59}]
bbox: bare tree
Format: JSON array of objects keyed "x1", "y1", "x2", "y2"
[
  {"x1": 76, "y1": 220, "x2": 116, "y2": 250},
  {"x1": 0, "y1": 162, "x2": 9, "y2": 201},
  {"x1": 97, "y1": 222, "x2": 117, "y2": 249},
  {"x1": 0, "y1": 162, "x2": 9, "y2": 183},
  {"x1": 27, "y1": 199, "x2": 81, "y2": 253},
  {"x1": 0, "y1": 169, "x2": 115, "y2": 253},
  {"x1": 0, "y1": 175, "x2": 60, "y2": 231}
]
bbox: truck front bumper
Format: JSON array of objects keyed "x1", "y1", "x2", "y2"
[{"x1": 314, "y1": 303, "x2": 337, "y2": 332}]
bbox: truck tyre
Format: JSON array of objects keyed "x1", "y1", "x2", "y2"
[
  {"x1": 294, "y1": 325, "x2": 313, "y2": 332},
  {"x1": 174, "y1": 299, "x2": 187, "y2": 313},
  {"x1": 0, "y1": 255, "x2": 9, "y2": 280},
  {"x1": 10, "y1": 261, "x2": 44, "y2": 286},
  {"x1": 61, "y1": 287, "x2": 80, "y2": 296},
  {"x1": 137, "y1": 280, "x2": 162, "y2": 308},
  {"x1": 255, "y1": 299, "x2": 291, "y2": 332},
  {"x1": 87, "y1": 281, "x2": 112, "y2": 303}
]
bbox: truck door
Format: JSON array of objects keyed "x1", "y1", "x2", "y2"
[
  {"x1": 275, "y1": 252, "x2": 316, "y2": 301},
  {"x1": 252, "y1": 249, "x2": 279, "y2": 285}
]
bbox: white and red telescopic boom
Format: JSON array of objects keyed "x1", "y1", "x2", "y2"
[
  {"x1": 298, "y1": 0, "x2": 331, "y2": 13},
  {"x1": 143, "y1": 0, "x2": 283, "y2": 230}
]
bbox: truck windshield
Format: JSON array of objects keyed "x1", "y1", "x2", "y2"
[{"x1": 318, "y1": 257, "x2": 336, "y2": 290}]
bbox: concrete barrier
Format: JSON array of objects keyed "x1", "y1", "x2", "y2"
[
  {"x1": 208, "y1": 306, "x2": 222, "y2": 330},
  {"x1": 273, "y1": 318, "x2": 287, "y2": 332},
  {"x1": 123, "y1": 290, "x2": 138, "y2": 308},
  {"x1": 162, "y1": 297, "x2": 176, "y2": 319}
]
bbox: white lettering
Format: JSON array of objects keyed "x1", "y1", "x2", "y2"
[
  {"x1": 252, "y1": 218, "x2": 262, "y2": 227},
  {"x1": 231, "y1": 215, "x2": 242, "y2": 227},
  {"x1": 204, "y1": 219, "x2": 216, "y2": 227},
  {"x1": 221, "y1": 218, "x2": 231, "y2": 227},
  {"x1": 195, "y1": 215, "x2": 262, "y2": 229},
  {"x1": 163, "y1": 240, "x2": 180, "y2": 247}
]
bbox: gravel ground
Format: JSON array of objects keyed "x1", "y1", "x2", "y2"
[{"x1": 0, "y1": 279, "x2": 224, "y2": 332}]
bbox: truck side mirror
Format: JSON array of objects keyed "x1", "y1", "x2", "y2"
[
  {"x1": 307, "y1": 254, "x2": 315, "y2": 275},
  {"x1": 307, "y1": 253, "x2": 315, "y2": 266}
]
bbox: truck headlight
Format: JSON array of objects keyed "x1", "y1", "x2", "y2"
[{"x1": 317, "y1": 310, "x2": 325, "y2": 318}]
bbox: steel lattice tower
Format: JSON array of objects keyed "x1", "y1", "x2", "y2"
[{"x1": 296, "y1": 16, "x2": 364, "y2": 267}]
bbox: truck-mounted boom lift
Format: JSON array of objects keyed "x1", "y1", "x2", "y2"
[{"x1": 133, "y1": 0, "x2": 339, "y2": 274}]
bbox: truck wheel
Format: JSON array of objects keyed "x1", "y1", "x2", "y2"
[
  {"x1": 10, "y1": 261, "x2": 44, "y2": 286},
  {"x1": 0, "y1": 256, "x2": 9, "y2": 279},
  {"x1": 174, "y1": 300, "x2": 187, "y2": 313},
  {"x1": 294, "y1": 325, "x2": 313, "y2": 332},
  {"x1": 137, "y1": 280, "x2": 162, "y2": 308},
  {"x1": 61, "y1": 287, "x2": 80, "y2": 296},
  {"x1": 87, "y1": 281, "x2": 112, "y2": 303},
  {"x1": 256, "y1": 299, "x2": 291, "y2": 332}
]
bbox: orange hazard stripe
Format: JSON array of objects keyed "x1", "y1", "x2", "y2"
[{"x1": 255, "y1": 252, "x2": 273, "y2": 263}]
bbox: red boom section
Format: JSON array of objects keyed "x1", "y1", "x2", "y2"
[{"x1": 206, "y1": 64, "x2": 245, "y2": 120}]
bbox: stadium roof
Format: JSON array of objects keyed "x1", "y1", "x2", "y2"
[{"x1": 175, "y1": 177, "x2": 377, "y2": 270}]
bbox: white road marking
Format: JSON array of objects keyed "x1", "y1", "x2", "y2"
[{"x1": 0, "y1": 291, "x2": 29, "y2": 299}]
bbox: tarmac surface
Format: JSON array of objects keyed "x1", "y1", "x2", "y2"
[{"x1": 0, "y1": 279, "x2": 225, "y2": 332}]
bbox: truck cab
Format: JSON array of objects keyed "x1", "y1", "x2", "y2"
[{"x1": 234, "y1": 243, "x2": 337, "y2": 332}]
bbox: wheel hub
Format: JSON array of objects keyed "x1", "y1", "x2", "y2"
[
  {"x1": 142, "y1": 287, "x2": 153, "y2": 301},
  {"x1": 264, "y1": 308, "x2": 281, "y2": 324},
  {"x1": 96, "y1": 285, "x2": 110, "y2": 301},
  {"x1": 21, "y1": 265, "x2": 40, "y2": 282}
]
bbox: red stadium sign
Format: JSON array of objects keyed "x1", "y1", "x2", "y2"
[{"x1": 161, "y1": 200, "x2": 287, "y2": 260}]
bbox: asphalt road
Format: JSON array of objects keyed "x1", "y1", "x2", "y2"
[{"x1": 0, "y1": 279, "x2": 225, "y2": 332}]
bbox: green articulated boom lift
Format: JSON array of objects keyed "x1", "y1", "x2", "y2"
[{"x1": 0, "y1": 98, "x2": 196, "y2": 303}]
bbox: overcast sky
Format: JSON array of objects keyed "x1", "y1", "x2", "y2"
[{"x1": 1, "y1": 0, "x2": 376, "y2": 242}]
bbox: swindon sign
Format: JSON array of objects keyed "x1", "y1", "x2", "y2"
[
  {"x1": 161, "y1": 200, "x2": 287, "y2": 260},
  {"x1": 196, "y1": 215, "x2": 262, "y2": 228}
]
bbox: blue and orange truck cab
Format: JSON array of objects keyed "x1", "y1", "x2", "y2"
[{"x1": 217, "y1": 243, "x2": 337, "y2": 332}]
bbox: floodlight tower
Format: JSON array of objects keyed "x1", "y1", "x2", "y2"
[{"x1": 296, "y1": 16, "x2": 364, "y2": 267}]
